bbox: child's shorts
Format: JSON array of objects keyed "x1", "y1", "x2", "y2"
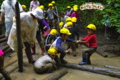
[{"x1": 44, "y1": 29, "x2": 50, "y2": 36}]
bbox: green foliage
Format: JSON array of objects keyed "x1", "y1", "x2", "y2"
[
  {"x1": 101, "y1": 0, "x2": 120, "y2": 33},
  {"x1": 1, "y1": 0, "x2": 120, "y2": 33}
]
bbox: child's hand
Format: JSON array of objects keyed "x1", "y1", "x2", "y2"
[
  {"x1": 76, "y1": 40, "x2": 80, "y2": 43},
  {"x1": 65, "y1": 49, "x2": 71, "y2": 53},
  {"x1": 43, "y1": 26, "x2": 47, "y2": 29}
]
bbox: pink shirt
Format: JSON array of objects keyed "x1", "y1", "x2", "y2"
[
  {"x1": 71, "y1": 12, "x2": 80, "y2": 20},
  {"x1": 30, "y1": 0, "x2": 40, "y2": 11}
]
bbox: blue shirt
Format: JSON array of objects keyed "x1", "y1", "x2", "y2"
[{"x1": 51, "y1": 37, "x2": 75, "y2": 52}]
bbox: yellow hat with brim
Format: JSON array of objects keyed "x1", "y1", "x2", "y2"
[
  {"x1": 52, "y1": 1, "x2": 55, "y2": 4},
  {"x1": 86, "y1": 24, "x2": 96, "y2": 31},
  {"x1": 67, "y1": 6, "x2": 71, "y2": 8},
  {"x1": 22, "y1": 5, "x2": 26, "y2": 9},
  {"x1": 60, "y1": 28, "x2": 71, "y2": 35},
  {"x1": 50, "y1": 29, "x2": 58, "y2": 35},
  {"x1": 66, "y1": 22, "x2": 73, "y2": 26},
  {"x1": 73, "y1": 8, "x2": 78, "y2": 11},
  {"x1": 59, "y1": 22, "x2": 64, "y2": 28},
  {"x1": 71, "y1": 17, "x2": 77, "y2": 22},
  {"x1": 48, "y1": 3, "x2": 53, "y2": 6},
  {"x1": 48, "y1": 48, "x2": 58, "y2": 55},
  {"x1": 66, "y1": 17, "x2": 71, "y2": 22},
  {"x1": 39, "y1": 5, "x2": 44, "y2": 10}
]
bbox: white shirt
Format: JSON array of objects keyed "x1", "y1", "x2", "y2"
[
  {"x1": 34, "y1": 55, "x2": 54, "y2": 69},
  {"x1": 7, "y1": 12, "x2": 37, "y2": 51},
  {"x1": 1, "y1": 0, "x2": 23, "y2": 22}
]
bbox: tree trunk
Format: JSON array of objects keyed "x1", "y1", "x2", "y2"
[
  {"x1": 105, "y1": 65, "x2": 120, "y2": 70},
  {"x1": 43, "y1": 68, "x2": 68, "y2": 80},
  {"x1": 63, "y1": 63, "x2": 120, "y2": 78}
]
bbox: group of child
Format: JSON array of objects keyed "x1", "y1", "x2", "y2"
[
  {"x1": 21, "y1": 1, "x2": 98, "y2": 74},
  {"x1": 0, "y1": 1, "x2": 98, "y2": 79}
]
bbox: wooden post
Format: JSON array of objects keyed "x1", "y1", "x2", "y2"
[
  {"x1": 15, "y1": 2, "x2": 23, "y2": 72},
  {"x1": 43, "y1": 68, "x2": 68, "y2": 80}
]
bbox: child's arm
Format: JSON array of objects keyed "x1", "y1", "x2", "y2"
[
  {"x1": 80, "y1": 35, "x2": 94, "y2": 43},
  {"x1": 81, "y1": 35, "x2": 89, "y2": 41},
  {"x1": 43, "y1": 26, "x2": 47, "y2": 29}
]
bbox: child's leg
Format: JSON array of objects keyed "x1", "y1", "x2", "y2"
[
  {"x1": 24, "y1": 42, "x2": 35, "y2": 64},
  {"x1": 60, "y1": 52, "x2": 67, "y2": 64},
  {"x1": 34, "y1": 63, "x2": 54, "y2": 74},
  {"x1": 31, "y1": 43, "x2": 36, "y2": 55},
  {"x1": 71, "y1": 43, "x2": 76, "y2": 56},
  {"x1": 54, "y1": 56, "x2": 61, "y2": 68},
  {"x1": 86, "y1": 48, "x2": 97, "y2": 64},
  {"x1": 36, "y1": 35, "x2": 45, "y2": 55},
  {"x1": 79, "y1": 48, "x2": 96, "y2": 65},
  {"x1": 57, "y1": 49, "x2": 67, "y2": 64}
]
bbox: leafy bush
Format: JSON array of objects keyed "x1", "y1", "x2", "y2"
[{"x1": 101, "y1": 0, "x2": 120, "y2": 33}]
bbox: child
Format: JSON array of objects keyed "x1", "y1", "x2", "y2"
[
  {"x1": 72, "y1": 17, "x2": 80, "y2": 48},
  {"x1": 66, "y1": 22, "x2": 79, "y2": 57},
  {"x1": 45, "y1": 29, "x2": 58, "y2": 51},
  {"x1": 34, "y1": 48, "x2": 58, "y2": 74},
  {"x1": 22, "y1": 5, "x2": 26, "y2": 12},
  {"x1": 59, "y1": 12, "x2": 69, "y2": 23},
  {"x1": 47, "y1": 3, "x2": 55, "y2": 28},
  {"x1": 78, "y1": 24, "x2": 98, "y2": 65},
  {"x1": 51, "y1": 2, "x2": 58, "y2": 29},
  {"x1": 50, "y1": 28, "x2": 79, "y2": 64},
  {"x1": 38, "y1": 19, "x2": 50, "y2": 39},
  {"x1": 0, "y1": 49, "x2": 11, "y2": 80},
  {"x1": 71, "y1": 7, "x2": 80, "y2": 22},
  {"x1": 63, "y1": 17, "x2": 72, "y2": 28},
  {"x1": 66, "y1": 6, "x2": 71, "y2": 17}
]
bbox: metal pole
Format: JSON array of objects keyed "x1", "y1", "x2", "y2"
[{"x1": 15, "y1": 2, "x2": 23, "y2": 72}]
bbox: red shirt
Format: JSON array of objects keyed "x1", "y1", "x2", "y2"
[{"x1": 81, "y1": 34, "x2": 98, "y2": 48}]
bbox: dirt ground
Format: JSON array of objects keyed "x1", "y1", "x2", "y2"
[
  {"x1": 1, "y1": 22, "x2": 120, "y2": 80},
  {"x1": 2, "y1": 43, "x2": 120, "y2": 80}
]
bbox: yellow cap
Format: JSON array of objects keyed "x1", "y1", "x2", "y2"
[
  {"x1": 60, "y1": 28, "x2": 71, "y2": 35},
  {"x1": 50, "y1": 29, "x2": 58, "y2": 35},
  {"x1": 66, "y1": 17, "x2": 71, "y2": 22},
  {"x1": 52, "y1": 1, "x2": 55, "y2": 4},
  {"x1": 48, "y1": 3, "x2": 53, "y2": 6},
  {"x1": 39, "y1": 5, "x2": 44, "y2": 10},
  {"x1": 59, "y1": 22, "x2": 64, "y2": 28},
  {"x1": 66, "y1": 22, "x2": 73, "y2": 26},
  {"x1": 87, "y1": 24, "x2": 96, "y2": 31},
  {"x1": 71, "y1": 17, "x2": 77, "y2": 22},
  {"x1": 67, "y1": 6, "x2": 71, "y2": 8},
  {"x1": 48, "y1": 48, "x2": 58, "y2": 55},
  {"x1": 22, "y1": 5, "x2": 26, "y2": 10},
  {"x1": 73, "y1": 5, "x2": 78, "y2": 8},
  {"x1": 73, "y1": 8, "x2": 78, "y2": 11},
  {"x1": 36, "y1": 6, "x2": 40, "y2": 9}
]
